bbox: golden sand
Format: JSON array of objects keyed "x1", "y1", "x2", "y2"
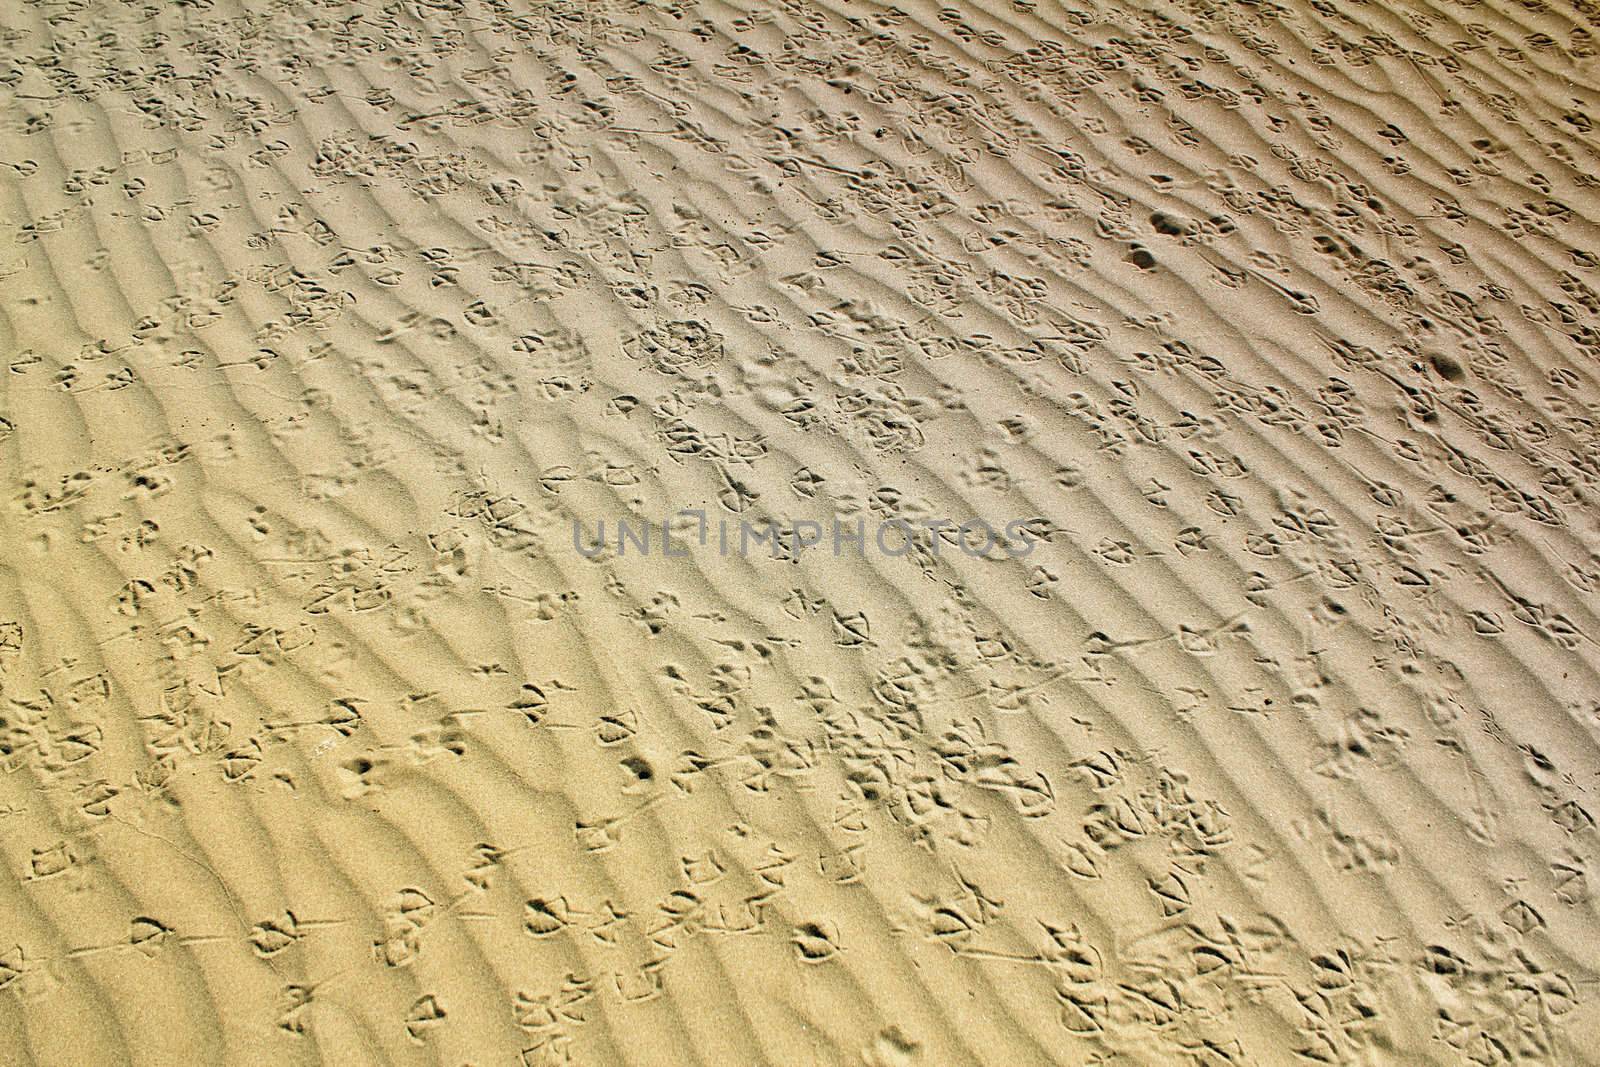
[{"x1": 3, "y1": 0, "x2": 1600, "y2": 1063}]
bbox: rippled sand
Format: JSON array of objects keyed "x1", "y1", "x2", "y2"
[{"x1": 3, "y1": 0, "x2": 1600, "y2": 1063}]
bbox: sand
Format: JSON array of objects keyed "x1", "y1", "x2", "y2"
[{"x1": 3, "y1": 0, "x2": 1600, "y2": 1063}]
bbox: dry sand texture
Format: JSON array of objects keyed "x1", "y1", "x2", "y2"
[{"x1": 3, "y1": 0, "x2": 1600, "y2": 1063}]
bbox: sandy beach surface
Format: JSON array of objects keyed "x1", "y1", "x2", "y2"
[{"x1": 3, "y1": 0, "x2": 1600, "y2": 1063}]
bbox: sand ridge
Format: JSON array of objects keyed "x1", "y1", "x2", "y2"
[{"x1": 3, "y1": 0, "x2": 1600, "y2": 1063}]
